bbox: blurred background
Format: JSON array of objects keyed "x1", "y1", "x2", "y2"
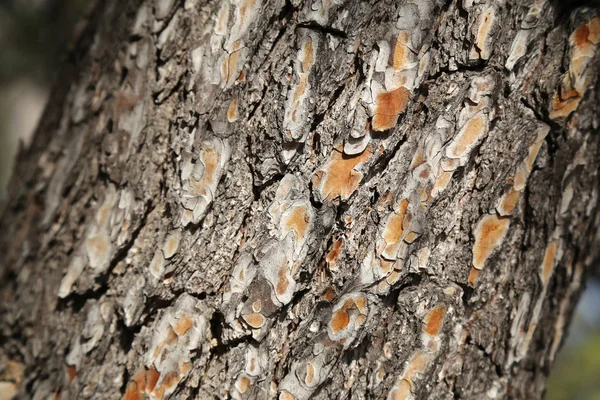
[
  {"x1": 0, "y1": 1, "x2": 599, "y2": 398},
  {"x1": 0, "y1": 0, "x2": 85, "y2": 199}
]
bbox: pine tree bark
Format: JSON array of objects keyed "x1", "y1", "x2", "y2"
[{"x1": 1, "y1": 0, "x2": 600, "y2": 399}]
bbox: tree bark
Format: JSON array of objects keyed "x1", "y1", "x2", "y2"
[{"x1": 1, "y1": 0, "x2": 600, "y2": 399}]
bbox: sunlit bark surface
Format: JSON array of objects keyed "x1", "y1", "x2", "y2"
[{"x1": 1, "y1": 0, "x2": 600, "y2": 399}]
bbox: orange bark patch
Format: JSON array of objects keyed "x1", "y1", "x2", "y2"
[
  {"x1": 474, "y1": 7, "x2": 496, "y2": 59},
  {"x1": 216, "y1": 2, "x2": 229, "y2": 34},
  {"x1": 166, "y1": 327, "x2": 178, "y2": 345},
  {"x1": 589, "y1": 17, "x2": 600, "y2": 44},
  {"x1": 329, "y1": 296, "x2": 367, "y2": 335},
  {"x1": 97, "y1": 194, "x2": 114, "y2": 226},
  {"x1": 513, "y1": 165, "x2": 530, "y2": 192},
  {"x1": 553, "y1": 18, "x2": 600, "y2": 119},
  {"x1": 189, "y1": 146, "x2": 220, "y2": 196},
  {"x1": 236, "y1": 68, "x2": 247, "y2": 83},
  {"x1": 467, "y1": 268, "x2": 480, "y2": 287},
  {"x1": 152, "y1": 328, "x2": 178, "y2": 360},
  {"x1": 86, "y1": 235, "x2": 109, "y2": 262},
  {"x1": 173, "y1": 315, "x2": 193, "y2": 336},
  {"x1": 152, "y1": 371, "x2": 180, "y2": 400},
  {"x1": 52, "y1": 389, "x2": 63, "y2": 400},
  {"x1": 180, "y1": 362, "x2": 191, "y2": 375},
  {"x1": 497, "y1": 187, "x2": 521, "y2": 216},
  {"x1": 446, "y1": 113, "x2": 488, "y2": 159},
  {"x1": 388, "y1": 380, "x2": 411, "y2": 400},
  {"x1": 222, "y1": 42, "x2": 242, "y2": 86},
  {"x1": 330, "y1": 308, "x2": 350, "y2": 333},
  {"x1": 162, "y1": 232, "x2": 180, "y2": 259},
  {"x1": 182, "y1": 209, "x2": 193, "y2": 223},
  {"x1": 281, "y1": 205, "x2": 309, "y2": 243},
  {"x1": 355, "y1": 313, "x2": 366, "y2": 327},
  {"x1": 472, "y1": 214, "x2": 510, "y2": 270},
  {"x1": 302, "y1": 39, "x2": 315, "y2": 72},
  {"x1": 325, "y1": 238, "x2": 344, "y2": 270},
  {"x1": 409, "y1": 148, "x2": 426, "y2": 171},
  {"x1": 146, "y1": 366, "x2": 160, "y2": 393},
  {"x1": 239, "y1": 0, "x2": 257, "y2": 26},
  {"x1": 423, "y1": 305, "x2": 446, "y2": 336},
  {"x1": 382, "y1": 199, "x2": 409, "y2": 245},
  {"x1": 242, "y1": 312, "x2": 265, "y2": 329},
  {"x1": 293, "y1": 77, "x2": 308, "y2": 104},
  {"x1": 541, "y1": 241, "x2": 558, "y2": 285},
  {"x1": 377, "y1": 258, "x2": 394, "y2": 277},
  {"x1": 276, "y1": 267, "x2": 290, "y2": 298},
  {"x1": 305, "y1": 363, "x2": 316, "y2": 386},
  {"x1": 353, "y1": 296, "x2": 368, "y2": 314},
  {"x1": 376, "y1": 365, "x2": 385, "y2": 381},
  {"x1": 132, "y1": 369, "x2": 147, "y2": 393},
  {"x1": 280, "y1": 391, "x2": 296, "y2": 400},
  {"x1": 248, "y1": 356, "x2": 257, "y2": 375},
  {"x1": 417, "y1": 166, "x2": 431, "y2": 181},
  {"x1": 393, "y1": 31, "x2": 413, "y2": 71},
  {"x1": 574, "y1": 24, "x2": 590, "y2": 47},
  {"x1": 237, "y1": 375, "x2": 251, "y2": 393},
  {"x1": 404, "y1": 351, "x2": 429, "y2": 387},
  {"x1": 372, "y1": 87, "x2": 410, "y2": 132},
  {"x1": 441, "y1": 157, "x2": 460, "y2": 171},
  {"x1": 122, "y1": 367, "x2": 164, "y2": 400},
  {"x1": 432, "y1": 170, "x2": 453, "y2": 197},
  {"x1": 404, "y1": 231, "x2": 420, "y2": 244},
  {"x1": 386, "y1": 270, "x2": 401, "y2": 285},
  {"x1": 202, "y1": 147, "x2": 220, "y2": 184},
  {"x1": 122, "y1": 381, "x2": 143, "y2": 400},
  {"x1": 234, "y1": 265, "x2": 246, "y2": 282},
  {"x1": 549, "y1": 92, "x2": 581, "y2": 120},
  {"x1": 227, "y1": 97, "x2": 239, "y2": 122},
  {"x1": 66, "y1": 364, "x2": 76, "y2": 382},
  {"x1": 524, "y1": 134, "x2": 547, "y2": 172},
  {"x1": 380, "y1": 198, "x2": 410, "y2": 259},
  {"x1": 570, "y1": 19, "x2": 599, "y2": 57},
  {"x1": 321, "y1": 286, "x2": 337, "y2": 302},
  {"x1": 383, "y1": 342, "x2": 392, "y2": 359},
  {"x1": 316, "y1": 145, "x2": 373, "y2": 201},
  {"x1": 4, "y1": 361, "x2": 24, "y2": 385}
]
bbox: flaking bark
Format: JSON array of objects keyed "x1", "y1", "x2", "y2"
[{"x1": 1, "y1": 0, "x2": 600, "y2": 399}]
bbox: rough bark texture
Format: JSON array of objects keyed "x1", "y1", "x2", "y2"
[{"x1": 1, "y1": 0, "x2": 600, "y2": 399}]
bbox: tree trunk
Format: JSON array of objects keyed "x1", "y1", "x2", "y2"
[{"x1": 1, "y1": 0, "x2": 600, "y2": 398}]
